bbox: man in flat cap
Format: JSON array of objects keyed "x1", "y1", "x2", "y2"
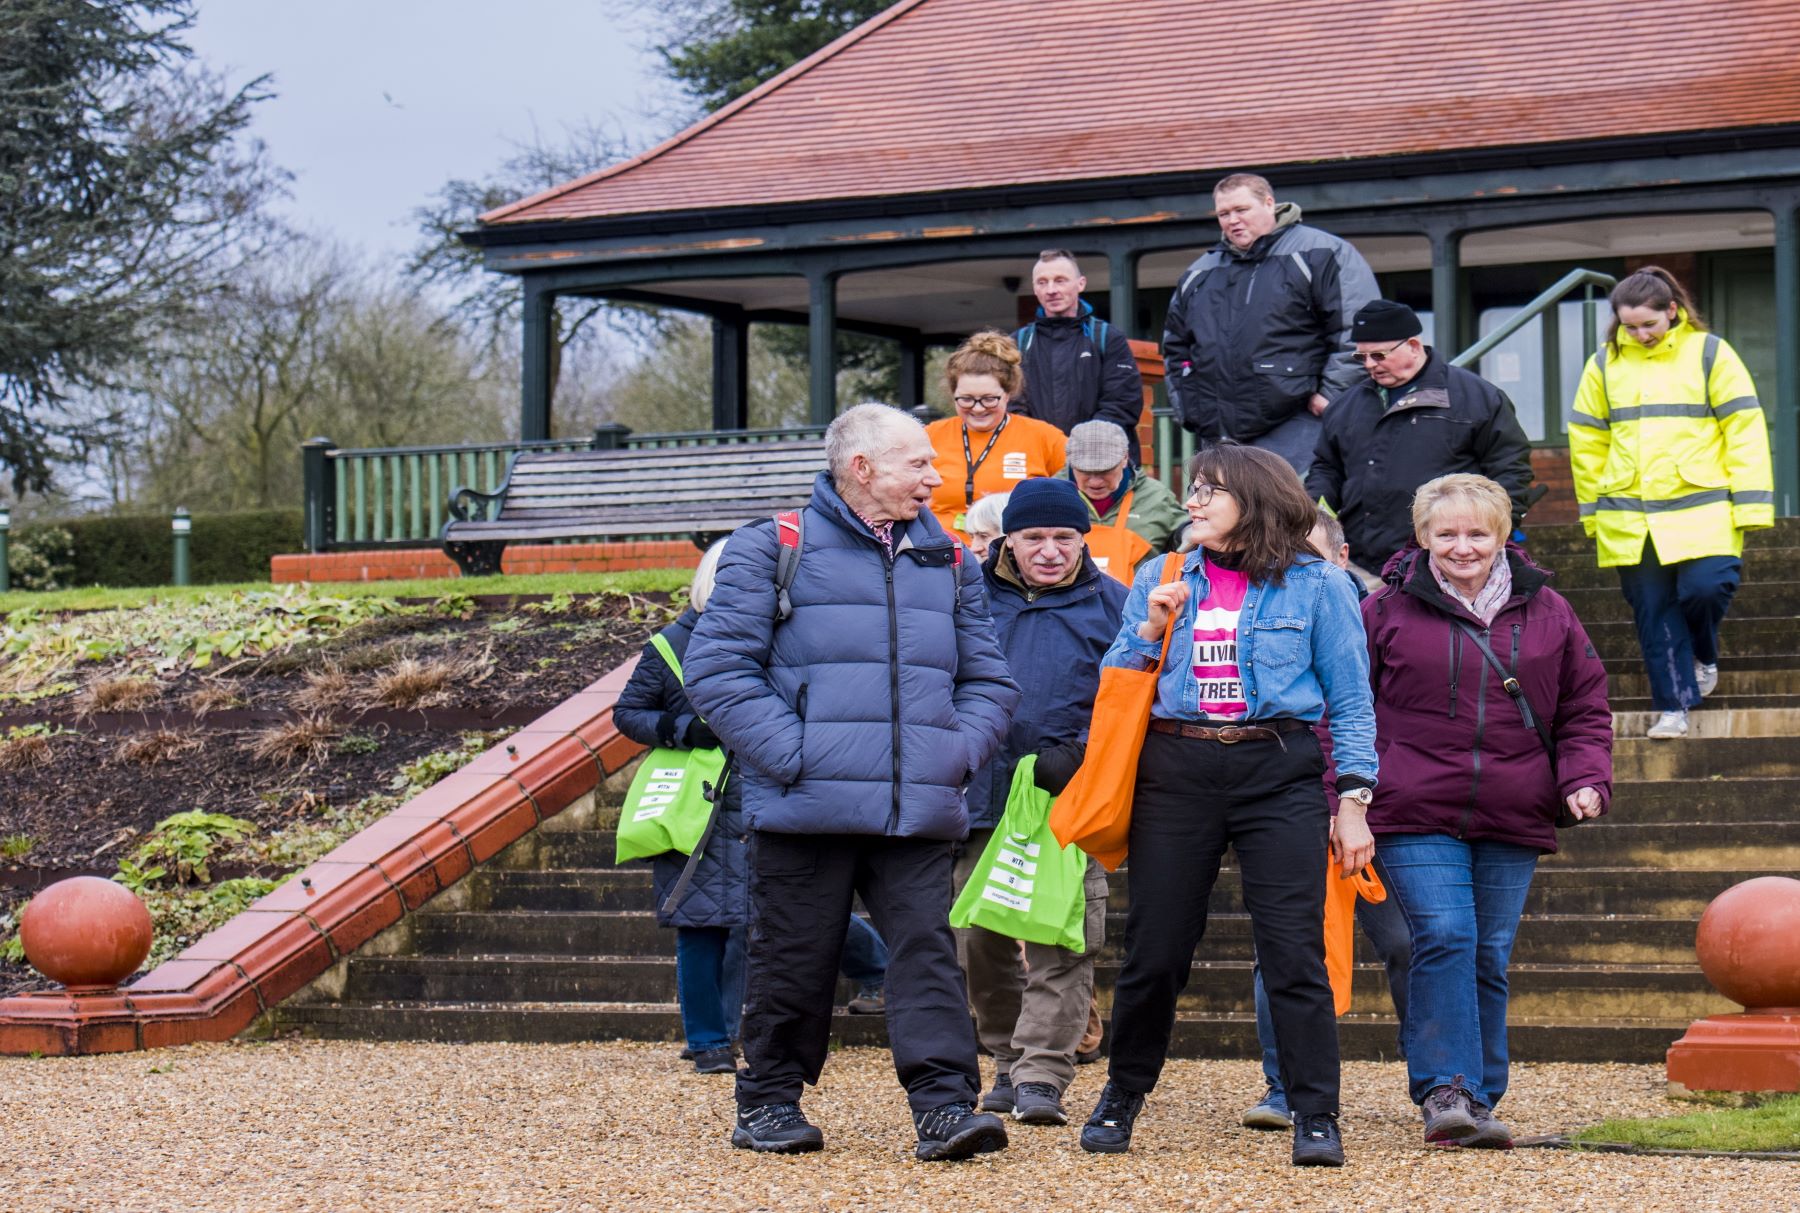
[
  {"x1": 1306, "y1": 299, "x2": 1534, "y2": 570},
  {"x1": 1062, "y1": 420, "x2": 1187, "y2": 583}
]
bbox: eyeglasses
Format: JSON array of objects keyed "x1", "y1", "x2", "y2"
[
  {"x1": 953, "y1": 394, "x2": 1005, "y2": 410},
  {"x1": 1354, "y1": 340, "x2": 1410, "y2": 365},
  {"x1": 1186, "y1": 482, "x2": 1232, "y2": 505}
]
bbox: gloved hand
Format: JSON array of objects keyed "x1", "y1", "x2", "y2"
[
  {"x1": 1033, "y1": 738, "x2": 1086, "y2": 796},
  {"x1": 683, "y1": 718, "x2": 720, "y2": 750}
]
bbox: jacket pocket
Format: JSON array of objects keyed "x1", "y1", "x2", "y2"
[{"x1": 1249, "y1": 615, "x2": 1307, "y2": 668}]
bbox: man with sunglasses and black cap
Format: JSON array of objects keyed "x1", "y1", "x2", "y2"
[{"x1": 1306, "y1": 299, "x2": 1533, "y2": 569}]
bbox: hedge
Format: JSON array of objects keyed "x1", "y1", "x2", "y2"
[{"x1": 9, "y1": 509, "x2": 303, "y2": 589}]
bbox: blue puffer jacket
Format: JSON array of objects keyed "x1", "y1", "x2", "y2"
[
  {"x1": 967, "y1": 547, "x2": 1128, "y2": 829},
  {"x1": 685, "y1": 472, "x2": 1020, "y2": 840},
  {"x1": 613, "y1": 609, "x2": 746, "y2": 929}
]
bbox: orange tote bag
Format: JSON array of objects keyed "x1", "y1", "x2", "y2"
[
  {"x1": 1323, "y1": 864, "x2": 1388, "y2": 1016},
  {"x1": 1049, "y1": 553, "x2": 1185, "y2": 871}
]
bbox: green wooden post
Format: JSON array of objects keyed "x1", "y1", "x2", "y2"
[
  {"x1": 407, "y1": 453, "x2": 422, "y2": 538},
  {"x1": 808, "y1": 270, "x2": 838, "y2": 426},
  {"x1": 1109, "y1": 247, "x2": 1141, "y2": 338},
  {"x1": 370, "y1": 458, "x2": 385, "y2": 542},
  {"x1": 1430, "y1": 228, "x2": 1462, "y2": 350},
  {"x1": 352, "y1": 458, "x2": 368, "y2": 542},
  {"x1": 334, "y1": 455, "x2": 348, "y2": 545},
  {"x1": 0, "y1": 503, "x2": 10, "y2": 594},
  {"x1": 429, "y1": 455, "x2": 443, "y2": 535},
  {"x1": 171, "y1": 507, "x2": 191, "y2": 587}
]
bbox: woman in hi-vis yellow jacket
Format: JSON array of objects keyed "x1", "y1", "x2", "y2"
[{"x1": 1569, "y1": 266, "x2": 1774, "y2": 739}]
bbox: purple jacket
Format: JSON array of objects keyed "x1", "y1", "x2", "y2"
[{"x1": 1361, "y1": 545, "x2": 1613, "y2": 853}]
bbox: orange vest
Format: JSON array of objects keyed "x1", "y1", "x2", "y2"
[
  {"x1": 1084, "y1": 489, "x2": 1154, "y2": 583},
  {"x1": 926, "y1": 414, "x2": 1068, "y2": 541}
]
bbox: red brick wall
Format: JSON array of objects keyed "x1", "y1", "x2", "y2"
[
  {"x1": 1530, "y1": 448, "x2": 1577, "y2": 524},
  {"x1": 271, "y1": 540, "x2": 703, "y2": 585}
]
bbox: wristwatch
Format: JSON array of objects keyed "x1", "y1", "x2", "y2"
[{"x1": 1338, "y1": 787, "x2": 1374, "y2": 809}]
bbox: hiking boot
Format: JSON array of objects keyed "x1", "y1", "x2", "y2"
[
  {"x1": 732, "y1": 1102, "x2": 824, "y2": 1153},
  {"x1": 1695, "y1": 661, "x2": 1719, "y2": 699},
  {"x1": 1078, "y1": 1081, "x2": 1146, "y2": 1154},
  {"x1": 846, "y1": 984, "x2": 884, "y2": 1014},
  {"x1": 1420, "y1": 1083, "x2": 1480, "y2": 1144},
  {"x1": 913, "y1": 1102, "x2": 1008, "y2": 1161},
  {"x1": 1292, "y1": 1112, "x2": 1345, "y2": 1167},
  {"x1": 1464, "y1": 1103, "x2": 1515, "y2": 1149},
  {"x1": 1647, "y1": 709, "x2": 1689, "y2": 740},
  {"x1": 979, "y1": 1070, "x2": 1015, "y2": 1114},
  {"x1": 1012, "y1": 1081, "x2": 1067, "y2": 1126},
  {"x1": 1242, "y1": 1084, "x2": 1293, "y2": 1130},
  {"x1": 693, "y1": 1046, "x2": 736, "y2": 1075}
]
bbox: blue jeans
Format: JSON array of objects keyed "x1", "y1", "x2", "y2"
[
  {"x1": 841, "y1": 913, "x2": 888, "y2": 987},
  {"x1": 1615, "y1": 542, "x2": 1740, "y2": 711},
  {"x1": 675, "y1": 925, "x2": 747, "y2": 1052},
  {"x1": 1376, "y1": 834, "x2": 1539, "y2": 1108},
  {"x1": 1253, "y1": 852, "x2": 1412, "y2": 1089}
]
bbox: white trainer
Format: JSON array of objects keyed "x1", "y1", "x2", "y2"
[
  {"x1": 1695, "y1": 661, "x2": 1719, "y2": 699},
  {"x1": 1647, "y1": 710, "x2": 1689, "y2": 740}
]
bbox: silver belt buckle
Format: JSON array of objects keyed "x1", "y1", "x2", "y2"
[{"x1": 1217, "y1": 726, "x2": 1245, "y2": 744}]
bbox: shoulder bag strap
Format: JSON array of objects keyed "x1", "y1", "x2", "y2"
[
  {"x1": 1154, "y1": 552, "x2": 1184, "y2": 668},
  {"x1": 1451, "y1": 619, "x2": 1556, "y2": 767},
  {"x1": 648, "y1": 630, "x2": 683, "y2": 683}
]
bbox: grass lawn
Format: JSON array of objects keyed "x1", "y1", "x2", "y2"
[
  {"x1": 0, "y1": 568, "x2": 695, "y2": 613},
  {"x1": 1571, "y1": 1093, "x2": 1800, "y2": 1152}
]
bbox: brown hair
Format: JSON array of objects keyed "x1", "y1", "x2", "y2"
[
  {"x1": 1607, "y1": 265, "x2": 1706, "y2": 351},
  {"x1": 1186, "y1": 442, "x2": 1315, "y2": 585},
  {"x1": 945, "y1": 329, "x2": 1025, "y2": 397},
  {"x1": 1212, "y1": 172, "x2": 1274, "y2": 201},
  {"x1": 1035, "y1": 248, "x2": 1081, "y2": 274}
]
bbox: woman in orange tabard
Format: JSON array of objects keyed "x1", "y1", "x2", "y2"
[{"x1": 926, "y1": 331, "x2": 1068, "y2": 543}]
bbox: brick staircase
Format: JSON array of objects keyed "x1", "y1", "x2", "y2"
[{"x1": 273, "y1": 520, "x2": 1800, "y2": 1062}]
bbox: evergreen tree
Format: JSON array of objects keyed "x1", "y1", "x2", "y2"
[{"x1": 656, "y1": 1, "x2": 892, "y2": 113}]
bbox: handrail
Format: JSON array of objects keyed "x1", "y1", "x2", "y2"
[{"x1": 1450, "y1": 268, "x2": 1618, "y2": 369}]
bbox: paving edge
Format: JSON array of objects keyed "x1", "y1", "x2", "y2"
[
  {"x1": 0, "y1": 657, "x2": 649, "y2": 1056},
  {"x1": 1516, "y1": 1135, "x2": 1800, "y2": 1162}
]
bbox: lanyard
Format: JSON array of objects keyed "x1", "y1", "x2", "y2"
[{"x1": 961, "y1": 415, "x2": 1011, "y2": 506}]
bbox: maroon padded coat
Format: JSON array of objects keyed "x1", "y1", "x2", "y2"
[{"x1": 1361, "y1": 545, "x2": 1613, "y2": 853}]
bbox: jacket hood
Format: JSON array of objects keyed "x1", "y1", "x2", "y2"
[
  {"x1": 809, "y1": 470, "x2": 955, "y2": 553},
  {"x1": 1224, "y1": 201, "x2": 1304, "y2": 260},
  {"x1": 1381, "y1": 542, "x2": 1553, "y2": 616}
]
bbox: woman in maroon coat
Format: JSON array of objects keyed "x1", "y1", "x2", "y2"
[{"x1": 1362, "y1": 474, "x2": 1612, "y2": 1150}]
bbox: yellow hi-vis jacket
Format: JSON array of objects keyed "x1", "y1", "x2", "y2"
[{"x1": 1569, "y1": 317, "x2": 1774, "y2": 568}]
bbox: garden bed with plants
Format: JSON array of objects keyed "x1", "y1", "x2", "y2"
[{"x1": 0, "y1": 580, "x2": 684, "y2": 996}]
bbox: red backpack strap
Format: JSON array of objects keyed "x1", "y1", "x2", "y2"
[{"x1": 773, "y1": 510, "x2": 803, "y2": 622}]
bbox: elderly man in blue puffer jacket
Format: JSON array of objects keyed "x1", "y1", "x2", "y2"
[{"x1": 685, "y1": 402, "x2": 1021, "y2": 1163}]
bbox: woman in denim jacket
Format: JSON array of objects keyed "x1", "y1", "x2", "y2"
[{"x1": 1077, "y1": 443, "x2": 1377, "y2": 1169}]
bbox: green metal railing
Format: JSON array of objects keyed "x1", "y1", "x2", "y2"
[{"x1": 1450, "y1": 268, "x2": 1619, "y2": 443}]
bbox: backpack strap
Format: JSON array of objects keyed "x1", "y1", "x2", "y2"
[
  {"x1": 1014, "y1": 324, "x2": 1034, "y2": 353},
  {"x1": 773, "y1": 510, "x2": 803, "y2": 622},
  {"x1": 647, "y1": 631, "x2": 684, "y2": 684}
]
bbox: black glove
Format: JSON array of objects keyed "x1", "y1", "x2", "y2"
[
  {"x1": 1033, "y1": 739, "x2": 1086, "y2": 796},
  {"x1": 683, "y1": 718, "x2": 720, "y2": 750}
]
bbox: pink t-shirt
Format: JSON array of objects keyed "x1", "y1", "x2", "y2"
[{"x1": 1191, "y1": 558, "x2": 1250, "y2": 719}]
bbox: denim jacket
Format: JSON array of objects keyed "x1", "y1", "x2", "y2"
[{"x1": 1102, "y1": 549, "x2": 1378, "y2": 785}]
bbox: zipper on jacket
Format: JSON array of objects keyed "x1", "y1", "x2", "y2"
[
  {"x1": 1447, "y1": 628, "x2": 1460, "y2": 719},
  {"x1": 884, "y1": 554, "x2": 903, "y2": 834},
  {"x1": 1456, "y1": 628, "x2": 1490, "y2": 839}
]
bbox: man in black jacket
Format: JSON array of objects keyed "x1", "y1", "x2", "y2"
[
  {"x1": 1162, "y1": 174, "x2": 1379, "y2": 475},
  {"x1": 1306, "y1": 300, "x2": 1534, "y2": 569},
  {"x1": 1011, "y1": 249, "x2": 1145, "y2": 461}
]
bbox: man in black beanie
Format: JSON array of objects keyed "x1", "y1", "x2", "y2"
[{"x1": 1305, "y1": 299, "x2": 1534, "y2": 569}]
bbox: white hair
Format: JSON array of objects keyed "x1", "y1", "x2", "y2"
[
  {"x1": 824, "y1": 402, "x2": 923, "y2": 483},
  {"x1": 963, "y1": 491, "x2": 1010, "y2": 537},
  {"x1": 688, "y1": 536, "x2": 730, "y2": 613}
]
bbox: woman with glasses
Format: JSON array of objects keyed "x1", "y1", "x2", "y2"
[
  {"x1": 1306, "y1": 299, "x2": 1532, "y2": 572},
  {"x1": 1569, "y1": 266, "x2": 1774, "y2": 740},
  {"x1": 1078, "y1": 442, "x2": 1376, "y2": 1168},
  {"x1": 926, "y1": 331, "x2": 1068, "y2": 542}
]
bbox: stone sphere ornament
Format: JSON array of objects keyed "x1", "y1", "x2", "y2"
[
  {"x1": 20, "y1": 876, "x2": 154, "y2": 992},
  {"x1": 1694, "y1": 875, "x2": 1800, "y2": 1011}
]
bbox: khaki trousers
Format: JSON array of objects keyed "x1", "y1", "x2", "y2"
[{"x1": 952, "y1": 826, "x2": 1109, "y2": 1093}]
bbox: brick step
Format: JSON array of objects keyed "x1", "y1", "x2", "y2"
[
  {"x1": 1611, "y1": 694, "x2": 1800, "y2": 712},
  {"x1": 1612, "y1": 734, "x2": 1800, "y2": 779},
  {"x1": 1612, "y1": 707, "x2": 1800, "y2": 738},
  {"x1": 1603, "y1": 776, "x2": 1800, "y2": 822},
  {"x1": 1600, "y1": 652, "x2": 1800, "y2": 678},
  {"x1": 1524, "y1": 522, "x2": 1800, "y2": 557},
  {"x1": 1585, "y1": 616, "x2": 1800, "y2": 661},
  {"x1": 1608, "y1": 669, "x2": 1798, "y2": 698},
  {"x1": 1522, "y1": 553, "x2": 1800, "y2": 590},
  {"x1": 267, "y1": 1000, "x2": 1690, "y2": 1063},
  {"x1": 1563, "y1": 580, "x2": 1800, "y2": 620},
  {"x1": 480, "y1": 863, "x2": 1782, "y2": 919},
  {"x1": 408, "y1": 910, "x2": 1704, "y2": 965}
]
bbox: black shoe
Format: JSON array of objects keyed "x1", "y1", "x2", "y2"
[
  {"x1": 1078, "y1": 1081, "x2": 1145, "y2": 1154},
  {"x1": 1074, "y1": 1047, "x2": 1102, "y2": 1066},
  {"x1": 913, "y1": 1101, "x2": 1009, "y2": 1161},
  {"x1": 979, "y1": 1071, "x2": 1015, "y2": 1114},
  {"x1": 1012, "y1": 1081, "x2": 1067, "y2": 1126},
  {"x1": 1292, "y1": 1112, "x2": 1345, "y2": 1167},
  {"x1": 1420, "y1": 1081, "x2": 1479, "y2": 1144},
  {"x1": 846, "y1": 984, "x2": 884, "y2": 1014},
  {"x1": 731, "y1": 1102, "x2": 824, "y2": 1154},
  {"x1": 693, "y1": 1047, "x2": 736, "y2": 1074}
]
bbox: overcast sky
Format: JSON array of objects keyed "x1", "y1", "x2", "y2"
[{"x1": 187, "y1": 2, "x2": 669, "y2": 260}]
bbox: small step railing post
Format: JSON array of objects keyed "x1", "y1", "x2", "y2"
[{"x1": 302, "y1": 437, "x2": 336, "y2": 553}]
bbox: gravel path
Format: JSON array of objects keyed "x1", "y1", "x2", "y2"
[{"x1": 2, "y1": 1041, "x2": 1790, "y2": 1211}]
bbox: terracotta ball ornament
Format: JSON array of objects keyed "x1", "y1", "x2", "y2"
[
  {"x1": 19, "y1": 876, "x2": 154, "y2": 993},
  {"x1": 1695, "y1": 875, "x2": 1800, "y2": 1011}
]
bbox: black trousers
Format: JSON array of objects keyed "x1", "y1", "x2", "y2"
[
  {"x1": 736, "y1": 830, "x2": 981, "y2": 1113},
  {"x1": 1107, "y1": 728, "x2": 1341, "y2": 1114}
]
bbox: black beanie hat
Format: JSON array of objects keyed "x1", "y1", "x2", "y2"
[
  {"x1": 1001, "y1": 477, "x2": 1091, "y2": 534},
  {"x1": 1352, "y1": 299, "x2": 1423, "y2": 343}
]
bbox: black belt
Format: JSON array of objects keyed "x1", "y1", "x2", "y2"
[{"x1": 1148, "y1": 718, "x2": 1311, "y2": 745}]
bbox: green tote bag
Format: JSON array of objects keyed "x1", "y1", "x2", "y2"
[
  {"x1": 613, "y1": 633, "x2": 729, "y2": 864},
  {"x1": 949, "y1": 754, "x2": 1088, "y2": 953}
]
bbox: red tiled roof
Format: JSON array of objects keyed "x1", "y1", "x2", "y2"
[{"x1": 485, "y1": 0, "x2": 1800, "y2": 226}]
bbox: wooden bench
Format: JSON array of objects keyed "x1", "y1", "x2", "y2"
[{"x1": 439, "y1": 440, "x2": 826, "y2": 575}]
